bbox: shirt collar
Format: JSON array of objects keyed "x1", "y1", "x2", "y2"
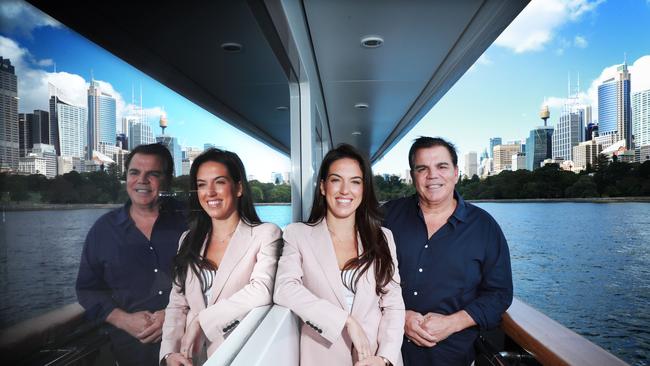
[
  {"x1": 413, "y1": 190, "x2": 468, "y2": 226},
  {"x1": 115, "y1": 201, "x2": 131, "y2": 225}
]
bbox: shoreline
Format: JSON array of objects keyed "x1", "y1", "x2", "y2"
[
  {"x1": 468, "y1": 197, "x2": 650, "y2": 203},
  {"x1": 1, "y1": 202, "x2": 292, "y2": 211}
]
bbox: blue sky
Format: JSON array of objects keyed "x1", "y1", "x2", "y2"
[{"x1": 1, "y1": 0, "x2": 649, "y2": 180}]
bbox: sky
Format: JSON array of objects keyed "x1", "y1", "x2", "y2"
[{"x1": 1, "y1": 0, "x2": 649, "y2": 180}]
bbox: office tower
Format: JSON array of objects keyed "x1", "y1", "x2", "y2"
[
  {"x1": 0, "y1": 57, "x2": 19, "y2": 171},
  {"x1": 632, "y1": 89, "x2": 650, "y2": 148},
  {"x1": 526, "y1": 126, "x2": 554, "y2": 170},
  {"x1": 463, "y1": 151, "x2": 478, "y2": 178},
  {"x1": 57, "y1": 100, "x2": 87, "y2": 158},
  {"x1": 511, "y1": 153, "x2": 526, "y2": 171},
  {"x1": 87, "y1": 80, "x2": 117, "y2": 159},
  {"x1": 128, "y1": 120, "x2": 155, "y2": 149},
  {"x1": 22, "y1": 143, "x2": 58, "y2": 178},
  {"x1": 586, "y1": 122, "x2": 598, "y2": 141},
  {"x1": 18, "y1": 114, "x2": 31, "y2": 157},
  {"x1": 598, "y1": 62, "x2": 632, "y2": 149},
  {"x1": 572, "y1": 140, "x2": 602, "y2": 171},
  {"x1": 552, "y1": 109, "x2": 584, "y2": 161},
  {"x1": 116, "y1": 133, "x2": 128, "y2": 150},
  {"x1": 493, "y1": 142, "x2": 521, "y2": 173},
  {"x1": 489, "y1": 137, "x2": 502, "y2": 158},
  {"x1": 18, "y1": 110, "x2": 50, "y2": 158},
  {"x1": 156, "y1": 135, "x2": 182, "y2": 176}
]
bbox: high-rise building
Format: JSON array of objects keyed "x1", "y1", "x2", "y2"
[
  {"x1": 29, "y1": 143, "x2": 57, "y2": 178},
  {"x1": 525, "y1": 126, "x2": 554, "y2": 170},
  {"x1": 463, "y1": 151, "x2": 478, "y2": 178},
  {"x1": 156, "y1": 135, "x2": 182, "y2": 176},
  {"x1": 57, "y1": 100, "x2": 87, "y2": 158},
  {"x1": 0, "y1": 57, "x2": 19, "y2": 171},
  {"x1": 489, "y1": 137, "x2": 502, "y2": 158},
  {"x1": 632, "y1": 89, "x2": 650, "y2": 148},
  {"x1": 87, "y1": 80, "x2": 117, "y2": 159},
  {"x1": 116, "y1": 133, "x2": 128, "y2": 150},
  {"x1": 18, "y1": 110, "x2": 50, "y2": 157},
  {"x1": 572, "y1": 140, "x2": 602, "y2": 172},
  {"x1": 598, "y1": 62, "x2": 632, "y2": 149},
  {"x1": 18, "y1": 114, "x2": 31, "y2": 157},
  {"x1": 552, "y1": 109, "x2": 584, "y2": 161},
  {"x1": 129, "y1": 120, "x2": 155, "y2": 150},
  {"x1": 511, "y1": 152, "x2": 526, "y2": 171},
  {"x1": 493, "y1": 142, "x2": 520, "y2": 173}
]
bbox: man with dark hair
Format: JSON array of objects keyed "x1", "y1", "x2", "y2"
[
  {"x1": 383, "y1": 136, "x2": 513, "y2": 365},
  {"x1": 76, "y1": 143, "x2": 186, "y2": 365}
]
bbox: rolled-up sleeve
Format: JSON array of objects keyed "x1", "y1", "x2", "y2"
[
  {"x1": 76, "y1": 225, "x2": 117, "y2": 321},
  {"x1": 464, "y1": 221, "x2": 513, "y2": 330}
]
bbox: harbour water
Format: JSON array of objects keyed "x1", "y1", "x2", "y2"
[{"x1": 0, "y1": 202, "x2": 648, "y2": 365}]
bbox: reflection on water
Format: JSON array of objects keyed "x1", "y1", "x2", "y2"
[
  {"x1": 0, "y1": 203, "x2": 648, "y2": 365},
  {"x1": 475, "y1": 202, "x2": 650, "y2": 366}
]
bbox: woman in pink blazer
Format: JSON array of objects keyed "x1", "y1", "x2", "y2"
[
  {"x1": 274, "y1": 144, "x2": 405, "y2": 366},
  {"x1": 160, "y1": 149, "x2": 281, "y2": 366}
]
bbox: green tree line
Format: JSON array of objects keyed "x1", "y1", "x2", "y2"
[{"x1": 457, "y1": 158, "x2": 650, "y2": 199}]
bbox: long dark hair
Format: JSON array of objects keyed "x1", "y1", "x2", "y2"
[
  {"x1": 172, "y1": 148, "x2": 261, "y2": 294},
  {"x1": 308, "y1": 144, "x2": 394, "y2": 295}
]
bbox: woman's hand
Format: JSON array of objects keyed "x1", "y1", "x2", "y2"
[
  {"x1": 354, "y1": 355, "x2": 388, "y2": 366},
  {"x1": 164, "y1": 353, "x2": 193, "y2": 366},
  {"x1": 346, "y1": 315, "x2": 371, "y2": 360},
  {"x1": 179, "y1": 316, "x2": 203, "y2": 360}
]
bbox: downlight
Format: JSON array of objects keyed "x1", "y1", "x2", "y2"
[
  {"x1": 221, "y1": 42, "x2": 243, "y2": 53},
  {"x1": 361, "y1": 35, "x2": 383, "y2": 48}
]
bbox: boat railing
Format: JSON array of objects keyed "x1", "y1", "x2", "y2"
[{"x1": 500, "y1": 298, "x2": 628, "y2": 365}]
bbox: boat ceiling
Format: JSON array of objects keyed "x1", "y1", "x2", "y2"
[{"x1": 27, "y1": 0, "x2": 528, "y2": 161}]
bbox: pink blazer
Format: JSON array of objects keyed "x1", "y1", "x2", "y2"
[
  {"x1": 160, "y1": 220, "x2": 282, "y2": 361},
  {"x1": 274, "y1": 219, "x2": 405, "y2": 366}
]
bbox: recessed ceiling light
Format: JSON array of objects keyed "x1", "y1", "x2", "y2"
[
  {"x1": 276, "y1": 106, "x2": 288, "y2": 111},
  {"x1": 354, "y1": 103, "x2": 369, "y2": 110},
  {"x1": 221, "y1": 42, "x2": 243, "y2": 53},
  {"x1": 352, "y1": 131, "x2": 362, "y2": 136},
  {"x1": 361, "y1": 35, "x2": 383, "y2": 48}
]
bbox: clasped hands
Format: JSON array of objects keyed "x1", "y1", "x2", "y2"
[
  {"x1": 346, "y1": 316, "x2": 389, "y2": 366},
  {"x1": 107, "y1": 308, "x2": 165, "y2": 344},
  {"x1": 165, "y1": 315, "x2": 203, "y2": 366},
  {"x1": 404, "y1": 310, "x2": 458, "y2": 347}
]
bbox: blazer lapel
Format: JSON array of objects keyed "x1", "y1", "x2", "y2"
[
  {"x1": 185, "y1": 235, "x2": 209, "y2": 310},
  {"x1": 207, "y1": 220, "x2": 251, "y2": 306},
  {"x1": 309, "y1": 219, "x2": 348, "y2": 309}
]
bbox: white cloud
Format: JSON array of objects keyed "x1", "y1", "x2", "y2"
[
  {"x1": 574, "y1": 35, "x2": 588, "y2": 48},
  {"x1": 468, "y1": 53, "x2": 493, "y2": 72},
  {"x1": 543, "y1": 55, "x2": 650, "y2": 122},
  {"x1": 495, "y1": 0, "x2": 603, "y2": 53},
  {"x1": 1, "y1": 35, "x2": 167, "y2": 131},
  {"x1": 0, "y1": 0, "x2": 60, "y2": 38}
]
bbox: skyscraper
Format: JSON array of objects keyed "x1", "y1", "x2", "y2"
[
  {"x1": 87, "y1": 80, "x2": 117, "y2": 159},
  {"x1": 493, "y1": 142, "x2": 520, "y2": 173},
  {"x1": 463, "y1": 151, "x2": 478, "y2": 178},
  {"x1": 552, "y1": 108, "x2": 584, "y2": 161},
  {"x1": 632, "y1": 89, "x2": 650, "y2": 148},
  {"x1": 129, "y1": 120, "x2": 155, "y2": 150},
  {"x1": 526, "y1": 126, "x2": 554, "y2": 170},
  {"x1": 156, "y1": 135, "x2": 182, "y2": 176},
  {"x1": 598, "y1": 62, "x2": 632, "y2": 149},
  {"x1": 57, "y1": 101, "x2": 87, "y2": 158},
  {"x1": 0, "y1": 57, "x2": 19, "y2": 171},
  {"x1": 489, "y1": 137, "x2": 502, "y2": 158},
  {"x1": 18, "y1": 110, "x2": 50, "y2": 157}
]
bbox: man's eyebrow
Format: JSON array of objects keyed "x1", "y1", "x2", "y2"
[{"x1": 414, "y1": 165, "x2": 428, "y2": 170}]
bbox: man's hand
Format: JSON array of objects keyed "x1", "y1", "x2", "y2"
[
  {"x1": 106, "y1": 308, "x2": 154, "y2": 340},
  {"x1": 421, "y1": 310, "x2": 475, "y2": 344},
  {"x1": 180, "y1": 315, "x2": 203, "y2": 360},
  {"x1": 404, "y1": 310, "x2": 437, "y2": 347},
  {"x1": 137, "y1": 309, "x2": 165, "y2": 343}
]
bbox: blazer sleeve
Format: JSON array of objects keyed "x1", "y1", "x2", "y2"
[
  {"x1": 159, "y1": 231, "x2": 190, "y2": 362},
  {"x1": 376, "y1": 229, "x2": 405, "y2": 365},
  {"x1": 273, "y1": 224, "x2": 349, "y2": 345},
  {"x1": 198, "y1": 223, "x2": 282, "y2": 342}
]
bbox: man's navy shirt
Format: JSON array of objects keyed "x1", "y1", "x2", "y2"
[
  {"x1": 76, "y1": 199, "x2": 187, "y2": 322},
  {"x1": 383, "y1": 192, "x2": 513, "y2": 365}
]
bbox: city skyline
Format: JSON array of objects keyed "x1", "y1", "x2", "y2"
[{"x1": 1, "y1": 0, "x2": 650, "y2": 181}]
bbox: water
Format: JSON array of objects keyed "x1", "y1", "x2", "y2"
[{"x1": 0, "y1": 202, "x2": 648, "y2": 365}]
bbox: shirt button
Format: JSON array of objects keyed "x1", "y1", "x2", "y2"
[
  {"x1": 418, "y1": 268, "x2": 423, "y2": 272},
  {"x1": 158, "y1": 290, "x2": 163, "y2": 295},
  {"x1": 414, "y1": 291, "x2": 418, "y2": 296},
  {"x1": 154, "y1": 269, "x2": 158, "y2": 272},
  {"x1": 149, "y1": 246, "x2": 153, "y2": 250},
  {"x1": 424, "y1": 245, "x2": 428, "y2": 248}
]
